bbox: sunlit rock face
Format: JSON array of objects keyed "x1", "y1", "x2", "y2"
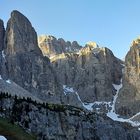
[
  {"x1": 1, "y1": 10, "x2": 63, "y2": 103},
  {"x1": 42, "y1": 40, "x2": 123, "y2": 103},
  {"x1": 85, "y1": 41, "x2": 99, "y2": 48},
  {"x1": 116, "y1": 37, "x2": 140, "y2": 117},
  {"x1": 38, "y1": 35, "x2": 82, "y2": 57}
]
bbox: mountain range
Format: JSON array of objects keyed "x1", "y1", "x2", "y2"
[{"x1": 0, "y1": 10, "x2": 140, "y2": 140}]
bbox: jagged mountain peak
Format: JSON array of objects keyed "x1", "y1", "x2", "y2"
[
  {"x1": 0, "y1": 10, "x2": 63, "y2": 104},
  {"x1": 10, "y1": 10, "x2": 32, "y2": 26},
  {"x1": 5, "y1": 10, "x2": 41, "y2": 55},
  {"x1": 38, "y1": 35, "x2": 82, "y2": 57},
  {"x1": 85, "y1": 41, "x2": 99, "y2": 48},
  {"x1": 38, "y1": 35, "x2": 57, "y2": 42},
  {"x1": 38, "y1": 34, "x2": 112, "y2": 59},
  {"x1": 131, "y1": 37, "x2": 140, "y2": 47}
]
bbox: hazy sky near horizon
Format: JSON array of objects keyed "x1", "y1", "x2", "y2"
[{"x1": 0, "y1": 0, "x2": 140, "y2": 59}]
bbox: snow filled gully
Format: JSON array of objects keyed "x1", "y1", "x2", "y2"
[
  {"x1": 107, "y1": 79, "x2": 140, "y2": 128},
  {"x1": 63, "y1": 77, "x2": 140, "y2": 129}
]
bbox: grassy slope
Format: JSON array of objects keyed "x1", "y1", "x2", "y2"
[{"x1": 0, "y1": 117, "x2": 36, "y2": 140}]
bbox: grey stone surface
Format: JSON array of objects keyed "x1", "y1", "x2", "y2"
[
  {"x1": 116, "y1": 38, "x2": 140, "y2": 117},
  {"x1": 38, "y1": 35, "x2": 82, "y2": 57},
  {"x1": 50, "y1": 45, "x2": 123, "y2": 103},
  {"x1": 1, "y1": 10, "x2": 140, "y2": 140},
  {"x1": 0, "y1": 19, "x2": 5, "y2": 75},
  {"x1": 1, "y1": 10, "x2": 63, "y2": 104},
  {"x1": 0, "y1": 96, "x2": 140, "y2": 140},
  {"x1": 0, "y1": 19, "x2": 5, "y2": 51}
]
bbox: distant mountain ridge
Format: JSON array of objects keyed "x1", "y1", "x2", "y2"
[{"x1": 38, "y1": 35, "x2": 82, "y2": 57}]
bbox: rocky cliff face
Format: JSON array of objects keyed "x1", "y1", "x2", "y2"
[
  {"x1": 39, "y1": 40, "x2": 123, "y2": 103},
  {"x1": 0, "y1": 19, "x2": 5, "y2": 51},
  {"x1": 38, "y1": 35, "x2": 82, "y2": 57},
  {"x1": 0, "y1": 19, "x2": 5, "y2": 75},
  {"x1": 116, "y1": 37, "x2": 140, "y2": 118},
  {"x1": 5, "y1": 11, "x2": 41, "y2": 56},
  {"x1": 1, "y1": 10, "x2": 140, "y2": 140},
  {"x1": 0, "y1": 11, "x2": 63, "y2": 103}
]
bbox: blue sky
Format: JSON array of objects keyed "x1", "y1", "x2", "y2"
[{"x1": 0, "y1": 0, "x2": 140, "y2": 59}]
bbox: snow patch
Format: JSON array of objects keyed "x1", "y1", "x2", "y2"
[
  {"x1": 2, "y1": 51, "x2": 6, "y2": 59},
  {"x1": 63, "y1": 85, "x2": 111, "y2": 111},
  {"x1": 0, "y1": 136, "x2": 7, "y2": 140},
  {"x1": 111, "y1": 79, "x2": 123, "y2": 112},
  {"x1": 121, "y1": 64, "x2": 125, "y2": 67},
  {"x1": 63, "y1": 67, "x2": 140, "y2": 127},
  {"x1": 74, "y1": 91, "x2": 82, "y2": 102},
  {"x1": 107, "y1": 79, "x2": 127, "y2": 122},
  {"x1": 6, "y1": 79, "x2": 11, "y2": 84},
  {"x1": 83, "y1": 103, "x2": 95, "y2": 111},
  {"x1": 83, "y1": 101, "x2": 111, "y2": 111},
  {"x1": 129, "y1": 112, "x2": 140, "y2": 120},
  {"x1": 63, "y1": 85, "x2": 74, "y2": 95},
  {"x1": 0, "y1": 76, "x2": 12, "y2": 84}
]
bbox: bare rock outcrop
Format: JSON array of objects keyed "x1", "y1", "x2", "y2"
[
  {"x1": 116, "y1": 37, "x2": 140, "y2": 117},
  {"x1": 2, "y1": 10, "x2": 63, "y2": 103},
  {"x1": 0, "y1": 19, "x2": 5, "y2": 75},
  {"x1": 50, "y1": 43, "x2": 123, "y2": 103},
  {"x1": 0, "y1": 19, "x2": 5, "y2": 51},
  {"x1": 38, "y1": 35, "x2": 82, "y2": 57}
]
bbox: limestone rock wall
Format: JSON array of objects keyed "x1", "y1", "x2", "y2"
[
  {"x1": 0, "y1": 19, "x2": 5, "y2": 75},
  {"x1": 0, "y1": 19, "x2": 5, "y2": 51},
  {"x1": 0, "y1": 11, "x2": 63, "y2": 103},
  {"x1": 50, "y1": 45, "x2": 123, "y2": 103},
  {"x1": 116, "y1": 38, "x2": 140, "y2": 117},
  {"x1": 38, "y1": 35, "x2": 82, "y2": 57}
]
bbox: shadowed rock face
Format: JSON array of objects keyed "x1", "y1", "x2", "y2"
[
  {"x1": 116, "y1": 38, "x2": 140, "y2": 117},
  {"x1": 2, "y1": 10, "x2": 63, "y2": 103},
  {"x1": 1, "y1": 97, "x2": 140, "y2": 140},
  {"x1": 0, "y1": 19, "x2": 5, "y2": 75},
  {"x1": 5, "y1": 10, "x2": 41, "y2": 55},
  {"x1": 0, "y1": 19, "x2": 5, "y2": 51}
]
